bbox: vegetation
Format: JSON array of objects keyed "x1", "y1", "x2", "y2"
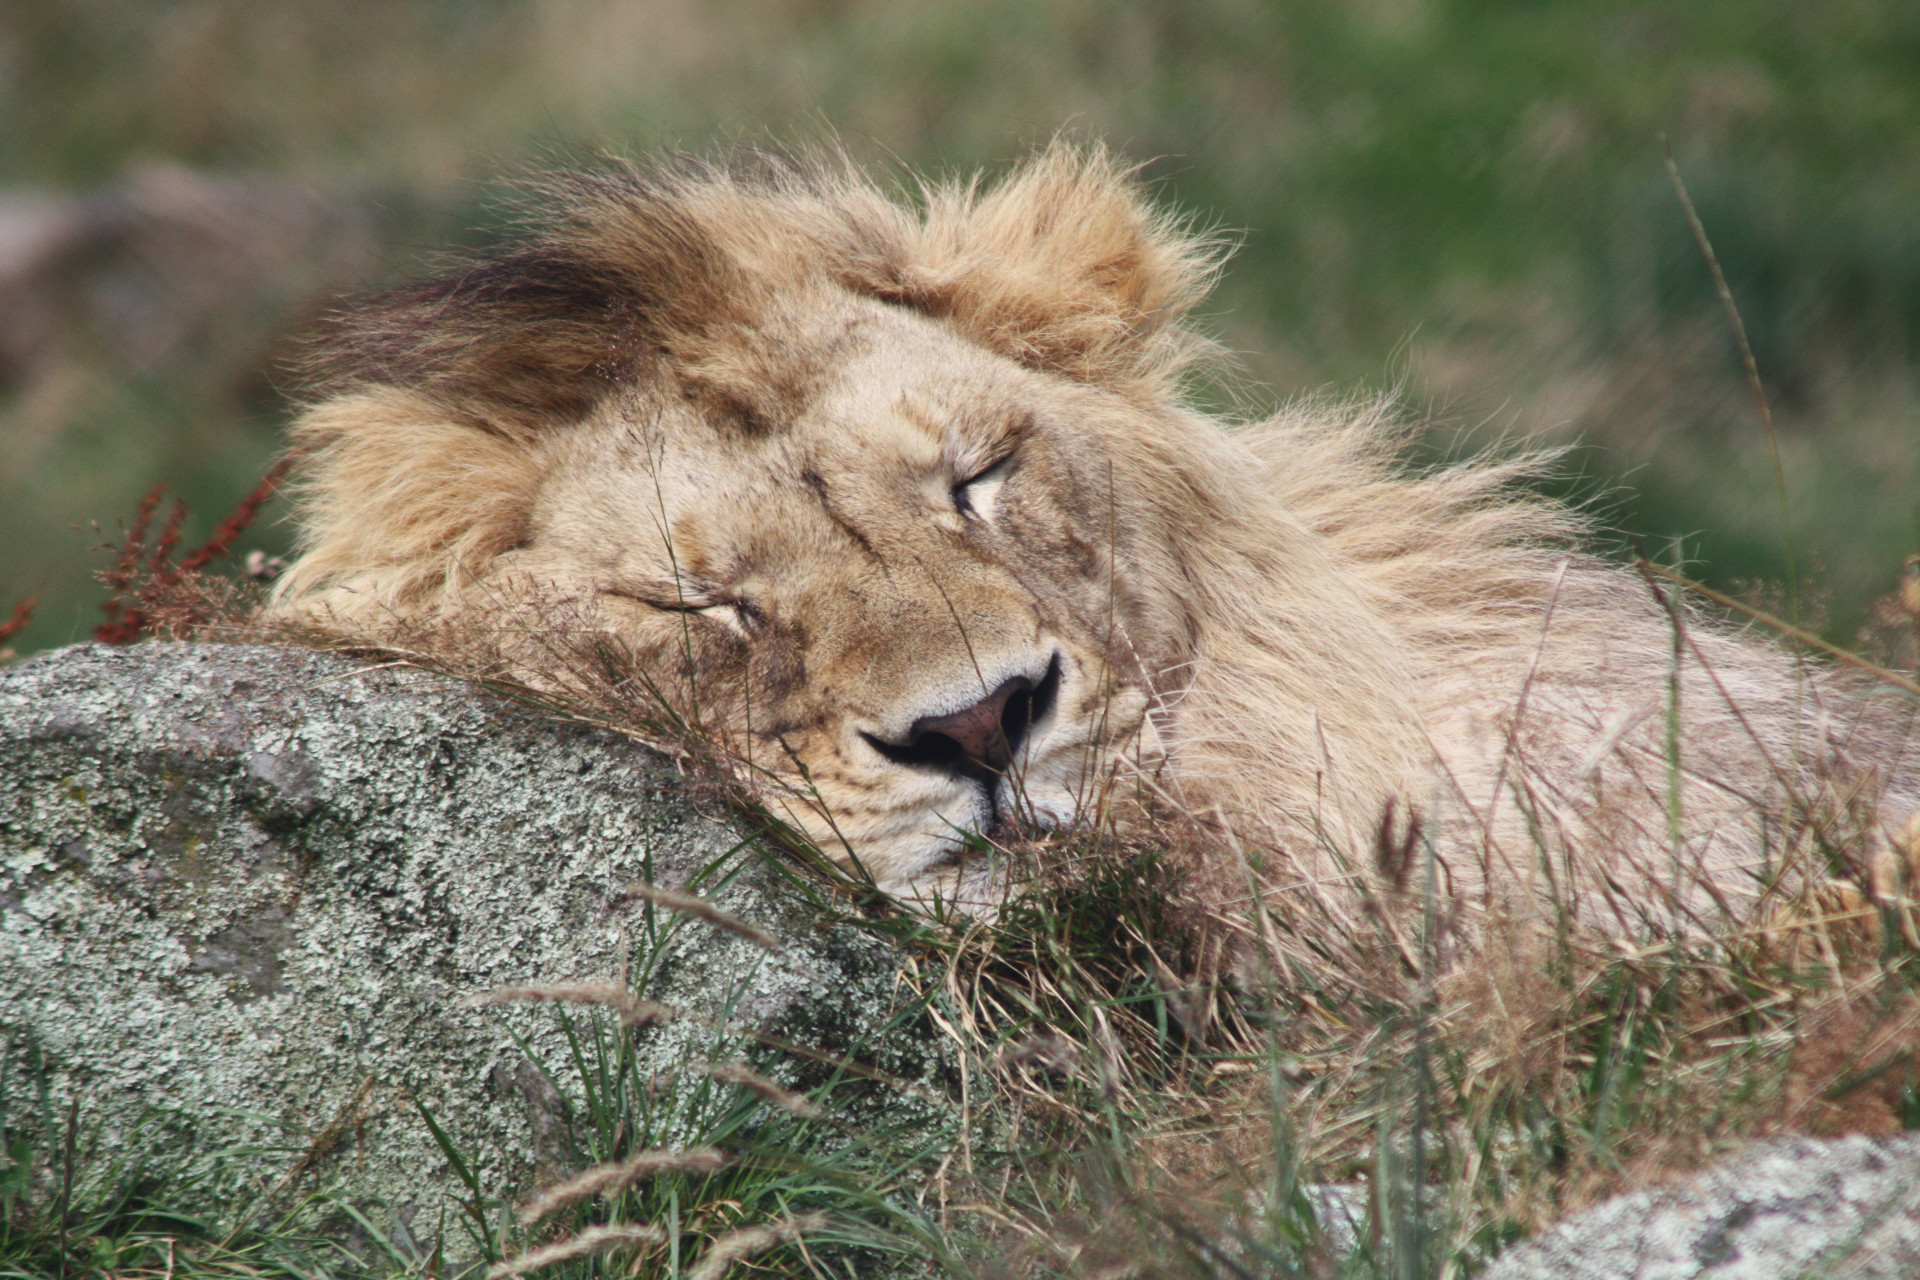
[{"x1": 6, "y1": 3, "x2": 1920, "y2": 1276}]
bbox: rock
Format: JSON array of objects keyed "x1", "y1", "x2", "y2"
[
  {"x1": 1484, "y1": 1134, "x2": 1920, "y2": 1279},
  {"x1": 0, "y1": 642, "x2": 949, "y2": 1252}
]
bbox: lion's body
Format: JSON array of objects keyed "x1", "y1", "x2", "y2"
[{"x1": 269, "y1": 144, "x2": 1918, "y2": 927}]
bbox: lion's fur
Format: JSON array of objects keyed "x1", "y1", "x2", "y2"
[
  {"x1": 1190, "y1": 406, "x2": 1918, "y2": 928},
  {"x1": 269, "y1": 141, "x2": 1920, "y2": 927}
]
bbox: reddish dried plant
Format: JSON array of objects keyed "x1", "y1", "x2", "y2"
[
  {"x1": 0, "y1": 598, "x2": 33, "y2": 645},
  {"x1": 0, "y1": 596, "x2": 33, "y2": 659},
  {"x1": 94, "y1": 457, "x2": 293, "y2": 644}
]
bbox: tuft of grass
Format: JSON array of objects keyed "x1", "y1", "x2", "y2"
[{"x1": 0, "y1": 1055, "x2": 368, "y2": 1278}]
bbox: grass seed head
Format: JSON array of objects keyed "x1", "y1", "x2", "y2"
[
  {"x1": 518, "y1": 1147, "x2": 731, "y2": 1224},
  {"x1": 487, "y1": 1223, "x2": 665, "y2": 1278},
  {"x1": 686, "y1": 1212, "x2": 829, "y2": 1280}
]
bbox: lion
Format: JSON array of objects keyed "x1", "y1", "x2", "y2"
[{"x1": 267, "y1": 142, "x2": 1920, "y2": 931}]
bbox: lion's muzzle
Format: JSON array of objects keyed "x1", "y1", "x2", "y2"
[{"x1": 861, "y1": 651, "x2": 1063, "y2": 797}]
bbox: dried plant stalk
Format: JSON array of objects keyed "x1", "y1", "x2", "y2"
[
  {"x1": 488, "y1": 1224, "x2": 663, "y2": 1278},
  {"x1": 0, "y1": 598, "x2": 33, "y2": 648},
  {"x1": 687, "y1": 1212, "x2": 829, "y2": 1280},
  {"x1": 620, "y1": 880, "x2": 781, "y2": 951},
  {"x1": 519, "y1": 1147, "x2": 730, "y2": 1224},
  {"x1": 472, "y1": 982, "x2": 675, "y2": 1028},
  {"x1": 704, "y1": 1063, "x2": 821, "y2": 1118}
]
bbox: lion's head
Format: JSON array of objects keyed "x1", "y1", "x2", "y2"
[
  {"x1": 270, "y1": 143, "x2": 1919, "y2": 919},
  {"x1": 271, "y1": 145, "x2": 1254, "y2": 898}
]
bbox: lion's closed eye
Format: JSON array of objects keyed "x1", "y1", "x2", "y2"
[
  {"x1": 952, "y1": 453, "x2": 1014, "y2": 521},
  {"x1": 603, "y1": 584, "x2": 757, "y2": 638},
  {"x1": 604, "y1": 583, "x2": 716, "y2": 612},
  {"x1": 603, "y1": 580, "x2": 732, "y2": 615}
]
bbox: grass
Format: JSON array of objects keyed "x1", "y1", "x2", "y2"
[{"x1": 0, "y1": 1063, "x2": 364, "y2": 1277}]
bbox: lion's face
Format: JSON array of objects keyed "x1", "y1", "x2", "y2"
[
  {"x1": 518, "y1": 294, "x2": 1181, "y2": 893},
  {"x1": 273, "y1": 144, "x2": 1231, "y2": 898}
]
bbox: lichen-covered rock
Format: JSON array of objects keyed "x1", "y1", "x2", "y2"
[
  {"x1": 0, "y1": 642, "x2": 950, "y2": 1248},
  {"x1": 1484, "y1": 1134, "x2": 1920, "y2": 1279}
]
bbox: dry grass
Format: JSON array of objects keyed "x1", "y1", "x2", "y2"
[{"x1": 31, "y1": 502, "x2": 1920, "y2": 1277}]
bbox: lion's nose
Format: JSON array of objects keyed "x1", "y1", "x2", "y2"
[
  {"x1": 909, "y1": 674, "x2": 1032, "y2": 771},
  {"x1": 863, "y1": 654, "x2": 1062, "y2": 780}
]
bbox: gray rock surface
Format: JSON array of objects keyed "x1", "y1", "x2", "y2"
[
  {"x1": 1485, "y1": 1134, "x2": 1920, "y2": 1279},
  {"x1": 0, "y1": 642, "x2": 948, "y2": 1248}
]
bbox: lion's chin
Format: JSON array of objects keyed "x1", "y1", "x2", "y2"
[
  {"x1": 891, "y1": 851, "x2": 1017, "y2": 918},
  {"x1": 779, "y1": 799, "x2": 1063, "y2": 916},
  {"x1": 862, "y1": 793, "x2": 1093, "y2": 916}
]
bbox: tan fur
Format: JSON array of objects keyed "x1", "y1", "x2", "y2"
[{"x1": 268, "y1": 142, "x2": 1920, "y2": 926}]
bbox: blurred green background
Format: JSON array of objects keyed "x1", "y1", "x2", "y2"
[{"x1": 3, "y1": 0, "x2": 1917, "y2": 657}]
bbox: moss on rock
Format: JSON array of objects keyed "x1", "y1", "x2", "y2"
[{"x1": 0, "y1": 642, "x2": 951, "y2": 1254}]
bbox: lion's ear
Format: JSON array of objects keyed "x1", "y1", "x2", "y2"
[{"x1": 855, "y1": 142, "x2": 1225, "y2": 400}]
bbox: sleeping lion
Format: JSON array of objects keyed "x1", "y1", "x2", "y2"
[{"x1": 268, "y1": 142, "x2": 1919, "y2": 927}]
